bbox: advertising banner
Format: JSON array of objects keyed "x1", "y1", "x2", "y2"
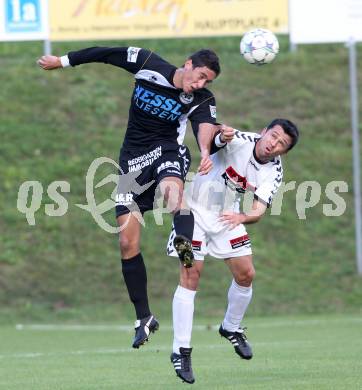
[
  {"x1": 49, "y1": 0, "x2": 288, "y2": 42},
  {"x1": 290, "y1": 0, "x2": 362, "y2": 44},
  {"x1": 0, "y1": 0, "x2": 48, "y2": 41}
]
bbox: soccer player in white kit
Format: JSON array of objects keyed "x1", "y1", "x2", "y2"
[{"x1": 167, "y1": 118, "x2": 299, "y2": 384}]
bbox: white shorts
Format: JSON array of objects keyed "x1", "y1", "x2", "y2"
[{"x1": 166, "y1": 208, "x2": 252, "y2": 260}]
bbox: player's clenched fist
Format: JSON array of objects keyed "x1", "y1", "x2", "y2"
[
  {"x1": 37, "y1": 55, "x2": 62, "y2": 70},
  {"x1": 220, "y1": 124, "x2": 235, "y2": 143}
]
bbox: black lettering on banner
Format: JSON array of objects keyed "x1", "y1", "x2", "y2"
[{"x1": 194, "y1": 17, "x2": 270, "y2": 31}]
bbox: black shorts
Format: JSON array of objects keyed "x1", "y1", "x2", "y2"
[{"x1": 115, "y1": 142, "x2": 191, "y2": 217}]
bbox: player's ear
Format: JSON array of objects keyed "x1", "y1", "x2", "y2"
[{"x1": 184, "y1": 59, "x2": 193, "y2": 70}]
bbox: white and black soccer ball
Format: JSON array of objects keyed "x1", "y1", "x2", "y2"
[{"x1": 240, "y1": 28, "x2": 279, "y2": 65}]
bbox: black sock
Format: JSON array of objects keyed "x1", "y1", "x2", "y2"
[
  {"x1": 173, "y1": 209, "x2": 195, "y2": 242},
  {"x1": 121, "y1": 253, "x2": 151, "y2": 319}
]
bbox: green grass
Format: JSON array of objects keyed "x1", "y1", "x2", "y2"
[
  {"x1": 0, "y1": 37, "x2": 362, "y2": 318},
  {"x1": 0, "y1": 314, "x2": 361, "y2": 389}
]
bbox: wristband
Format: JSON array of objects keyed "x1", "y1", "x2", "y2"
[
  {"x1": 60, "y1": 55, "x2": 70, "y2": 68},
  {"x1": 215, "y1": 133, "x2": 227, "y2": 147}
]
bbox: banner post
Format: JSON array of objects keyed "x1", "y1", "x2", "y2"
[
  {"x1": 43, "y1": 39, "x2": 51, "y2": 55},
  {"x1": 290, "y1": 0, "x2": 362, "y2": 275},
  {"x1": 348, "y1": 38, "x2": 362, "y2": 275}
]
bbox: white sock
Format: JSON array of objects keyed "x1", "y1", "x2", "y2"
[
  {"x1": 222, "y1": 279, "x2": 252, "y2": 332},
  {"x1": 172, "y1": 285, "x2": 196, "y2": 354}
]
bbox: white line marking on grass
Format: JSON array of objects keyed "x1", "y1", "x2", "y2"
[
  {"x1": 0, "y1": 341, "x2": 313, "y2": 360},
  {"x1": 14, "y1": 317, "x2": 362, "y2": 332},
  {"x1": 249, "y1": 317, "x2": 362, "y2": 328},
  {"x1": 14, "y1": 324, "x2": 218, "y2": 331},
  {"x1": 0, "y1": 348, "x2": 136, "y2": 360},
  {"x1": 15, "y1": 324, "x2": 135, "y2": 331}
]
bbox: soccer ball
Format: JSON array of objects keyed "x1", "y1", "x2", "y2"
[{"x1": 240, "y1": 28, "x2": 279, "y2": 65}]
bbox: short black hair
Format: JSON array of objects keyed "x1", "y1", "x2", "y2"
[
  {"x1": 267, "y1": 118, "x2": 299, "y2": 150},
  {"x1": 188, "y1": 49, "x2": 221, "y2": 77}
]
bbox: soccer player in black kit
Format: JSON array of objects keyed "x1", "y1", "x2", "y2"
[{"x1": 38, "y1": 46, "x2": 220, "y2": 349}]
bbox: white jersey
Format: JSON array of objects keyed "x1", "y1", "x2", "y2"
[
  {"x1": 186, "y1": 130, "x2": 283, "y2": 216},
  {"x1": 167, "y1": 130, "x2": 283, "y2": 260}
]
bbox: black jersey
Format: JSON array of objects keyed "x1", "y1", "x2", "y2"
[{"x1": 67, "y1": 46, "x2": 217, "y2": 152}]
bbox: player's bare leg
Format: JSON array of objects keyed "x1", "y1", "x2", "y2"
[{"x1": 117, "y1": 212, "x2": 159, "y2": 348}]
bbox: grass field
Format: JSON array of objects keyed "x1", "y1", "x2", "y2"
[{"x1": 1, "y1": 314, "x2": 361, "y2": 389}]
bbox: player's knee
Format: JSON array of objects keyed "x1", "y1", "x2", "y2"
[
  {"x1": 180, "y1": 267, "x2": 201, "y2": 290},
  {"x1": 119, "y1": 234, "x2": 139, "y2": 257},
  {"x1": 189, "y1": 267, "x2": 201, "y2": 286},
  {"x1": 160, "y1": 181, "x2": 183, "y2": 212},
  {"x1": 166, "y1": 188, "x2": 183, "y2": 212},
  {"x1": 235, "y1": 267, "x2": 255, "y2": 287}
]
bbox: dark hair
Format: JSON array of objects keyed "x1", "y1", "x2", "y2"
[
  {"x1": 188, "y1": 49, "x2": 221, "y2": 77},
  {"x1": 267, "y1": 118, "x2": 299, "y2": 150}
]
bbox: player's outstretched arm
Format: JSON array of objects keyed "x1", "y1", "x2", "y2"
[
  {"x1": 37, "y1": 55, "x2": 62, "y2": 70},
  {"x1": 38, "y1": 47, "x2": 151, "y2": 74}
]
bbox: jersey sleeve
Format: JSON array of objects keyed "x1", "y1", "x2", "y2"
[
  {"x1": 226, "y1": 130, "x2": 259, "y2": 152},
  {"x1": 189, "y1": 93, "x2": 217, "y2": 127},
  {"x1": 210, "y1": 130, "x2": 227, "y2": 154},
  {"x1": 254, "y1": 160, "x2": 283, "y2": 207},
  {"x1": 67, "y1": 46, "x2": 152, "y2": 74}
]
